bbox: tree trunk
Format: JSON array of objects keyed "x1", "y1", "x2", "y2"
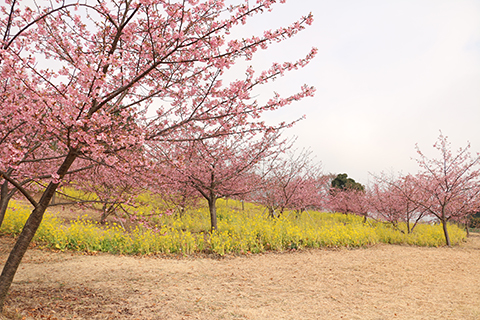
[
  {"x1": 0, "y1": 180, "x2": 9, "y2": 229},
  {"x1": 177, "y1": 206, "x2": 185, "y2": 218},
  {"x1": 441, "y1": 218, "x2": 451, "y2": 247},
  {"x1": 0, "y1": 168, "x2": 16, "y2": 229},
  {"x1": 100, "y1": 203, "x2": 108, "y2": 224},
  {"x1": 50, "y1": 191, "x2": 56, "y2": 205},
  {"x1": 208, "y1": 196, "x2": 218, "y2": 231},
  {"x1": 0, "y1": 149, "x2": 78, "y2": 312},
  {"x1": 267, "y1": 207, "x2": 275, "y2": 218},
  {"x1": 0, "y1": 184, "x2": 55, "y2": 312}
]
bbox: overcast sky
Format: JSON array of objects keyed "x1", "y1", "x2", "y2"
[{"x1": 226, "y1": 0, "x2": 480, "y2": 184}]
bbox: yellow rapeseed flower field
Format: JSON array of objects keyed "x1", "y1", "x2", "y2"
[{"x1": 0, "y1": 199, "x2": 467, "y2": 256}]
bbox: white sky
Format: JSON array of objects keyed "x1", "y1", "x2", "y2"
[
  {"x1": 226, "y1": 0, "x2": 480, "y2": 185},
  {"x1": 24, "y1": 0, "x2": 479, "y2": 185}
]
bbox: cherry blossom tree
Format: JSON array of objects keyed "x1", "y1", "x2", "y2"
[
  {"x1": 413, "y1": 133, "x2": 480, "y2": 246},
  {"x1": 327, "y1": 188, "x2": 352, "y2": 215},
  {"x1": 0, "y1": 0, "x2": 316, "y2": 310},
  {"x1": 327, "y1": 174, "x2": 369, "y2": 221},
  {"x1": 254, "y1": 148, "x2": 324, "y2": 217},
  {"x1": 369, "y1": 174, "x2": 426, "y2": 233},
  {"x1": 160, "y1": 183, "x2": 202, "y2": 217},
  {"x1": 153, "y1": 130, "x2": 282, "y2": 230},
  {"x1": 67, "y1": 161, "x2": 148, "y2": 225},
  {"x1": 0, "y1": 143, "x2": 96, "y2": 228},
  {"x1": 327, "y1": 188, "x2": 370, "y2": 222},
  {"x1": 145, "y1": 166, "x2": 202, "y2": 217},
  {"x1": 0, "y1": 0, "x2": 98, "y2": 224}
]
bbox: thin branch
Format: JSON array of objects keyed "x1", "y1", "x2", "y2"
[{"x1": 0, "y1": 170, "x2": 38, "y2": 207}]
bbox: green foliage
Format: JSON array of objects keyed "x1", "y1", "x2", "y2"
[
  {"x1": 0, "y1": 200, "x2": 467, "y2": 256},
  {"x1": 470, "y1": 212, "x2": 480, "y2": 231},
  {"x1": 331, "y1": 173, "x2": 365, "y2": 192}
]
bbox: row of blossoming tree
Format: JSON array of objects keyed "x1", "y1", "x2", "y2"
[
  {"x1": 1, "y1": 0, "x2": 478, "y2": 313},
  {"x1": 0, "y1": 0, "x2": 318, "y2": 311},
  {"x1": 326, "y1": 133, "x2": 480, "y2": 247}
]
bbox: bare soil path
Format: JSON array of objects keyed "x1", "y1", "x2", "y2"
[{"x1": 1, "y1": 233, "x2": 480, "y2": 320}]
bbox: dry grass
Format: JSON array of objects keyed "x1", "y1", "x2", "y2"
[{"x1": 1, "y1": 231, "x2": 479, "y2": 319}]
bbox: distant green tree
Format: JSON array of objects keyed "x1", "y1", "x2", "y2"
[
  {"x1": 469, "y1": 211, "x2": 480, "y2": 230},
  {"x1": 331, "y1": 173, "x2": 365, "y2": 192}
]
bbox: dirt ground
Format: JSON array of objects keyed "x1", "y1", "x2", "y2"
[{"x1": 0, "y1": 232, "x2": 479, "y2": 320}]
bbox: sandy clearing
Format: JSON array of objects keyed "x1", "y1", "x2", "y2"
[{"x1": 1, "y1": 233, "x2": 479, "y2": 319}]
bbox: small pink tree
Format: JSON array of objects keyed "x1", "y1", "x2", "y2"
[
  {"x1": 68, "y1": 161, "x2": 147, "y2": 224},
  {"x1": 153, "y1": 180, "x2": 202, "y2": 217},
  {"x1": 153, "y1": 130, "x2": 281, "y2": 231},
  {"x1": 370, "y1": 174, "x2": 426, "y2": 233},
  {"x1": 254, "y1": 149, "x2": 324, "y2": 216},
  {"x1": 328, "y1": 188, "x2": 370, "y2": 222},
  {"x1": 413, "y1": 133, "x2": 480, "y2": 246}
]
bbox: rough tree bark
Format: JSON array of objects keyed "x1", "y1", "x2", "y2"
[
  {"x1": 208, "y1": 194, "x2": 218, "y2": 231},
  {"x1": 0, "y1": 149, "x2": 78, "y2": 311},
  {"x1": 0, "y1": 180, "x2": 9, "y2": 228}
]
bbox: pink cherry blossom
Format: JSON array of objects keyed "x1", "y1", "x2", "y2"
[{"x1": 0, "y1": 0, "x2": 316, "y2": 309}]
